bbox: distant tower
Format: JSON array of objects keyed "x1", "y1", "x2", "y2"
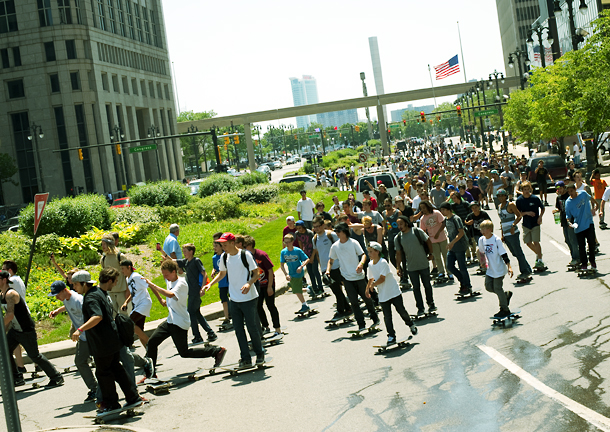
[
  {"x1": 289, "y1": 75, "x2": 319, "y2": 130},
  {"x1": 368, "y1": 37, "x2": 388, "y2": 121}
]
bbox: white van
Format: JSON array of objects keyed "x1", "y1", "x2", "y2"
[{"x1": 355, "y1": 170, "x2": 400, "y2": 202}]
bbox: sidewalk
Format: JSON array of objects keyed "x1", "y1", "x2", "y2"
[{"x1": 28, "y1": 267, "x2": 292, "y2": 363}]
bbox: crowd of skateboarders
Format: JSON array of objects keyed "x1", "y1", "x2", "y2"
[{"x1": 1, "y1": 138, "x2": 607, "y2": 417}]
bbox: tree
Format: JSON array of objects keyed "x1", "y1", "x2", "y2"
[
  {"x1": 177, "y1": 110, "x2": 217, "y2": 173},
  {"x1": 0, "y1": 153, "x2": 18, "y2": 186}
]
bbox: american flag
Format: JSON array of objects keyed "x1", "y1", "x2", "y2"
[
  {"x1": 434, "y1": 55, "x2": 460, "y2": 80},
  {"x1": 533, "y1": 45, "x2": 554, "y2": 65}
]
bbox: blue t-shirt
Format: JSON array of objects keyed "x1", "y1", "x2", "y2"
[
  {"x1": 565, "y1": 190, "x2": 593, "y2": 234},
  {"x1": 163, "y1": 233, "x2": 182, "y2": 259},
  {"x1": 212, "y1": 254, "x2": 228, "y2": 288},
  {"x1": 280, "y1": 247, "x2": 308, "y2": 279},
  {"x1": 516, "y1": 195, "x2": 543, "y2": 229}
]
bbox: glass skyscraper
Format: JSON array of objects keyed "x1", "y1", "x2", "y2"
[{"x1": 289, "y1": 75, "x2": 318, "y2": 129}]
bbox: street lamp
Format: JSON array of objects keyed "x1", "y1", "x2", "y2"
[
  {"x1": 527, "y1": 24, "x2": 554, "y2": 68},
  {"x1": 554, "y1": 0, "x2": 588, "y2": 51},
  {"x1": 489, "y1": 70, "x2": 506, "y2": 151},
  {"x1": 27, "y1": 123, "x2": 45, "y2": 192},
  {"x1": 110, "y1": 125, "x2": 128, "y2": 189},
  {"x1": 187, "y1": 125, "x2": 201, "y2": 178},
  {"x1": 147, "y1": 125, "x2": 162, "y2": 180},
  {"x1": 508, "y1": 48, "x2": 530, "y2": 90},
  {"x1": 253, "y1": 125, "x2": 263, "y2": 161},
  {"x1": 360, "y1": 72, "x2": 374, "y2": 140},
  {"x1": 470, "y1": 86, "x2": 487, "y2": 151}
]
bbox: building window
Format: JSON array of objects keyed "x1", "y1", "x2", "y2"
[
  {"x1": 148, "y1": 81, "x2": 155, "y2": 98},
  {"x1": 131, "y1": 77, "x2": 137, "y2": 95},
  {"x1": 50, "y1": 73, "x2": 60, "y2": 93},
  {"x1": 74, "y1": 0, "x2": 83, "y2": 24},
  {"x1": 38, "y1": 0, "x2": 53, "y2": 27},
  {"x1": 125, "y1": 0, "x2": 134, "y2": 39},
  {"x1": 7, "y1": 79, "x2": 24, "y2": 98},
  {"x1": 58, "y1": 0, "x2": 72, "y2": 24},
  {"x1": 12, "y1": 46, "x2": 20, "y2": 66},
  {"x1": 96, "y1": 0, "x2": 106, "y2": 30},
  {"x1": 142, "y1": 7, "x2": 150, "y2": 44},
  {"x1": 44, "y1": 41, "x2": 56, "y2": 61},
  {"x1": 0, "y1": 0, "x2": 18, "y2": 33},
  {"x1": 112, "y1": 74, "x2": 119, "y2": 92},
  {"x1": 53, "y1": 106, "x2": 75, "y2": 195},
  {"x1": 66, "y1": 40, "x2": 77, "y2": 59},
  {"x1": 140, "y1": 80, "x2": 146, "y2": 96},
  {"x1": 164, "y1": 84, "x2": 170, "y2": 100},
  {"x1": 115, "y1": 0, "x2": 125, "y2": 36},
  {"x1": 156, "y1": 82, "x2": 162, "y2": 100},
  {"x1": 101, "y1": 72, "x2": 109, "y2": 91},
  {"x1": 134, "y1": 4, "x2": 142, "y2": 42},
  {"x1": 70, "y1": 71, "x2": 80, "y2": 90},
  {"x1": 150, "y1": 10, "x2": 159, "y2": 47},
  {"x1": 1, "y1": 48, "x2": 8, "y2": 68},
  {"x1": 106, "y1": 0, "x2": 115, "y2": 33},
  {"x1": 121, "y1": 76, "x2": 128, "y2": 94},
  {"x1": 74, "y1": 104, "x2": 94, "y2": 192},
  {"x1": 11, "y1": 112, "x2": 39, "y2": 203}
]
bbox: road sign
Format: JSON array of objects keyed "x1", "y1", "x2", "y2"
[
  {"x1": 581, "y1": 131, "x2": 595, "y2": 140},
  {"x1": 363, "y1": 146, "x2": 370, "y2": 154},
  {"x1": 309, "y1": 134, "x2": 320, "y2": 139},
  {"x1": 474, "y1": 108, "x2": 499, "y2": 117},
  {"x1": 129, "y1": 144, "x2": 157, "y2": 154},
  {"x1": 33, "y1": 193, "x2": 49, "y2": 235},
  {"x1": 359, "y1": 153, "x2": 368, "y2": 163},
  {"x1": 389, "y1": 124, "x2": 400, "y2": 130},
  {"x1": 484, "y1": 118, "x2": 492, "y2": 127}
]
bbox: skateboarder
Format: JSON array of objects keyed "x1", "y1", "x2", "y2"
[
  {"x1": 565, "y1": 183, "x2": 597, "y2": 272},
  {"x1": 553, "y1": 181, "x2": 580, "y2": 267},
  {"x1": 478, "y1": 221, "x2": 514, "y2": 318},
  {"x1": 212, "y1": 233, "x2": 231, "y2": 327},
  {"x1": 515, "y1": 181, "x2": 546, "y2": 270},
  {"x1": 439, "y1": 202, "x2": 473, "y2": 296},
  {"x1": 366, "y1": 242, "x2": 417, "y2": 345},
  {"x1": 294, "y1": 220, "x2": 324, "y2": 296},
  {"x1": 280, "y1": 233, "x2": 311, "y2": 313},
  {"x1": 496, "y1": 189, "x2": 532, "y2": 279},
  {"x1": 120, "y1": 260, "x2": 158, "y2": 347}
]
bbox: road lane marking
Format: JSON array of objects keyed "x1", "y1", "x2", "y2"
[
  {"x1": 550, "y1": 240, "x2": 570, "y2": 256},
  {"x1": 478, "y1": 344, "x2": 610, "y2": 432}
]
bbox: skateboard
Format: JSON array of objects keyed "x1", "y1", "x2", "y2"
[
  {"x1": 61, "y1": 364, "x2": 76, "y2": 374},
  {"x1": 188, "y1": 340, "x2": 211, "y2": 347},
  {"x1": 250, "y1": 333, "x2": 284, "y2": 348},
  {"x1": 145, "y1": 369, "x2": 208, "y2": 394},
  {"x1": 294, "y1": 308, "x2": 319, "y2": 318},
  {"x1": 373, "y1": 336, "x2": 413, "y2": 353},
  {"x1": 567, "y1": 263, "x2": 580, "y2": 272},
  {"x1": 410, "y1": 311, "x2": 438, "y2": 321},
  {"x1": 14, "y1": 377, "x2": 45, "y2": 392},
  {"x1": 533, "y1": 266, "x2": 548, "y2": 273},
  {"x1": 490, "y1": 310, "x2": 521, "y2": 328},
  {"x1": 221, "y1": 357, "x2": 273, "y2": 376},
  {"x1": 347, "y1": 324, "x2": 381, "y2": 338},
  {"x1": 217, "y1": 322, "x2": 234, "y2": 332},
  {"x1": 325, "y1": 314, "x2": 355, "y2": 328},
  {"x1": 84, "y1": 401, "x2": 144, "y2": 424},
  {"x1": 309, "y1": 291, "x2": 331, "y2": 301},
  {"x1": 578, "y1": 268, "x2": 597, "y2": 278},
  {"x1": 474, "y1": 268, "x2": 487, "y2": 276},
  {"x1": 433, "y1": 276, "x2": 452, "y2": 285},
  {"x1": 515, "y1": 276, "x2": 533, "y2": 284},
  {"x1": 454, "y1": 291, "x2": 481, "y2": 300}
]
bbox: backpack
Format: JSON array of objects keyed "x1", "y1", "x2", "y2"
[
  {"x1": 396, "y1": 228, "x2": 429, "y2": 255},
  {"x1": 102, "y1": 251, "x2": 123, "y2": 268},
  {"x1": 114, "y1": 313, "x2": 135, "y2": 348},
  {"x1": 222, "y1": 250, "x2": 253, "y2": 284}
]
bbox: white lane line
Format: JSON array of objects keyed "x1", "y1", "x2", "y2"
[
  {"x1": 550, "y1": 240, "x2": 570, "y2": 256},
  {"x1": 478, "y1": 344, "x2": 610, "y2": 432}
]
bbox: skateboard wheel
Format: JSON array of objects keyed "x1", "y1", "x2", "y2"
[{"x1": 209, "y1": 369, "x2": 215, "y2": 375}]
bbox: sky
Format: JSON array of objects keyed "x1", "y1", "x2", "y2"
[{"x1": 162, "y1": 0, "x2": 506, "y2": 128}]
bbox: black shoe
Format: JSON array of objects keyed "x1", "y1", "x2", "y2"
[
  {"x1": 506, "y1": 291, "x2": 513, "y2": 306},
  {"x1": 143, "y1": 356, "x2": 155, "y2": 378},
  {"x1": 84, "y1": 390, "x2": 96, "y2": 403},
  {"x1": 45, "y1": 376, "x2": 65, "y2": 388},
  {"x1": 494, "y1": 309, "x2": 511, "y2": 318},
  {"x1": 99, "y1": 403, "x2": 121, "y2": 413},
  {"x1": 207, "y1": 333, "x2": 218, "y2": 342},
  {"x1": 17, "y1": 366, "x2": 27, "y2": 374},
  {"x1": 238, "y1": 359, "x2": 253, "y2": 368},
  {"x1": 14, "y1": 378, "x2": 25, "y2": 387},
  {"x1": 191, "y1": 336, "x2": 204, "y2": 344},
  {"x1": 256, "y1": 355, "x2": 265, "y2": 365}
]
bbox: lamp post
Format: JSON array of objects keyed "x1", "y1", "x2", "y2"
[
  {"x1": 27, "y1": 123, "x2": 45, "y2": 192},
  {"x1": 110, "y1": 125, "x2": 128, "y2": 189},
  {"x1": 554, "y1": 0, "x2": 588, "y2": 52},
  {"x1": 527, "y1": 25, "x2": 554, "y2": 68},
  {"x1": 147, "y1": 124, "x2": 161, "y2": 180},
  {"x1": 187, "y1": 125, "x2": 201, "y2": 178},
  {"x1": 267, "y1": 125, "x2": 278, "y2": 157},
  {"x1": 462, "y1": 94, "x2": 472, "y2": 143},
  {"x1": 471, "y1": 86, "x2": 487, "y2": 151},
  {"x1": 253, "y1": 125, "x2": 263, "y2": 161},
  {"x1": 279, "y1": 124, "x2": 287, "y2": 156},
  {"x1": 360, "y1": 72, "x2": 374, "y2": 141},
  {"x1": 489, "y1": 70, "x2": 506, "y2": 150},
  {"x1": 508, "y1": 48, "x2": 530, "y2": 90}
]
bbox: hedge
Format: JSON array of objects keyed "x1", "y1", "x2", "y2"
[
  {"x1": 129, "y1": 181, "x2": 190, "y2": 207},
  {"x1": 198, "y1": 174, "x2": 238, "y2": 198},
  {"x1": 236, "y1": 184, "x2": 279, "y2": 204}
]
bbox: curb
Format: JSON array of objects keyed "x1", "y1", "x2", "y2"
[{"x1": 36, "y1": 426, "x2": 156, "y2": 432}]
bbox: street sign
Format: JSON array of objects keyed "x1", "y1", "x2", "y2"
[
  {"x1": 389, "y1": 124, "x2": 400, "y2": 130},
  {"x1": 308, "y1": 134, "x2": 320, "y2": 139},
  {"x1": 474, "y1": 108, "x2": 499, "y2": 117},
  {"x1": 581, "y1": 131, "x2": 595, "y2": 140},
  {"x1": 359, "y1": 153, "x2": 368, "y2": 163},
  {"x1": 363, "y1": 146, "x2": 370, "y2": 154},
  {"x1": 129, "y1": 144, "x2": 157, "y2": 154},
  {"x1": 33, "y1": 193, "x2": 49, "y2": 235},
  {"x1": 484, "y1": 118, "x2": 492, "y2": 127}
]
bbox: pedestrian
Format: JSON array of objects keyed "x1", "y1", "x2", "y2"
[
  {"x1": 439, "y1": 202, "x2": 473, "y2": 296},
  {"x1": 329, "y1": 196, "x2": 342, "y2": 220},
  {"x1": 361, "y1": 199, "x2": 384, "y2": 226},
  {"x1": 600, "y1": 185, "x2": 610, "y2": 231},
  {"x1": 488, "y1": 170, "x2": 504, "y2": 208},
  {"x1": 477, "y1": 168, "x2": 491, "y2": 209},
  {"x1": 419, "y1": 200, "x2": 450, "y2": 281},
  {"x1": 362, "y1": 190, "x2": 378, "y2": 210},
  {"x1": 297, "y1": 190, "x2": 316, "y2": 229},
  {"x1": 2, "y1": 260, "x2": 29, "y2": 374},
  {"x1": 211, "y1": 233, "x2": 231, "y2": 326},
  {"x1": 204, "y1": 233, "x2": 264, "y2": 368},
  {"x1": 514, "y1": 170, "x2": 529, "y2": 197},
  {"x1": 573, "y1": 141, "x2": 581, "y2": 167},
  {"x1": 100, "y1": 233, "x2": 130, "y2": 317},
  {"x1": 365, "y1": 180, "x2": 391, "y2": 205},
  {"x1": 120, "y1": 260, "x2": 159, "y2": 347},
  {"x1": 565, "y1": 183, "x2": 597, "y2": 272},
  {"x1": 294, "y1": 220, "x2": 324, "y2": 296},
  {"x1": 553, "y1": 181, "x2": 580, "y2": 266},
  {"x1": 430, "y1": 180, "x2": 446, "y2": 209},
  {"x1": 366, "y1": 242, "x2": 417, "y2": 345},
  {"x1": 515, "y1": 181, "x2": 546, "y2": 270},
  {"x1": 464, "y1": 201, "x2": 492, "y2": 272},
  {"x1": 450, "y1": 191, "x2": 474, "y2": 263},
  {"x1": 496, "y1": 189, "x2": 532, "y2": 278},
  {"x1": 590, "y1": 169, "x2": 608, "y2": 229},
  {"x1": 534, "y1": 160, "x2": 553, "y2": 205},
  {"x1": 314, "y1": 201, "x2": 333, "y2": 224},
  {"x1": 280, "y1": 233, "x2": 311, "y2": 312},
  {"x1": 163, "y1": 224, "x2": 182, "y2": 259}
]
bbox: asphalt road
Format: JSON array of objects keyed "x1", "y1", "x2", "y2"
[
  {"x1": 3, "y1": 193, "x2": 610, "y2": 432},
  {"x1": 271, "y1": 158, "x2": 304, "y2": 183}
]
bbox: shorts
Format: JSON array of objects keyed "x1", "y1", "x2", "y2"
[
  {"x1": 130, "y1": 311, "x2": 146, "y2": 331},
  {"x1": 219, "y1": 285, "x2": 229, "y2": 303},
  {"x1": 538, "y1": 181, "x2": 547, "y2": 193},
  {"x1": 522, "y1": 225, "x2": 541, "y2": 243},
  {"x1": 289, "y1": 277, "x2": 304, "y2": 294}
]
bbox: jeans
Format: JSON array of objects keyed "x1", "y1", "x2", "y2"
[
  {"x1": 447, "y1": 249, "x2": 472, "y2": 289},
  {"x1": 306, "y1": 256, "x2": 323, "y2": 294},
  {"x1": 329, "y1": 268, "x2": 351, "y2": 314},
  {"x1": 574, "y1": 154, "x2": 581, "y2": 167},
  {"x1": 94, "y1": 351, "x2": 140, "y2": 407},
  {"x1": 7, "y1": 329, "x2": 61, "y2": 382},
  {"x1": 576, "y1": 224, "x2": 597, "y2": 267},
  {"x1": 74, "y1": 339, "x2": 97, "y2": 392},
  {"x1": 230, "y1": 299, "x2": 264, "y2": 362},
  {"x1": 257, "y1": 283, "x2": 281, "y2": 329},
  {"x1": 503, "y1": 234, "x2": 532, "y2": 275},
  {"x1": 187, "y1": 294, "x2": 214, "y2": 339},
  {"x1": 146, "y1": 320, "x2": 220, "y2": 369},
  {"x1": 343, "y1": 278, "x2": 378, "y2": 328},
  {"x1": 562, "y1": 225, "x2": 580, "y2": 261},
  {"x1": 380, "y1": 295, "x2": 414, "y2": 338},
  {"x1": 387, "y1": 236, "x2": 397, "y2": 268},
  {"x1": 407, "y1": 268, "x2": 435, "y2": 312},
  {"x1": 485, "y1": 275, "x2": 508, "y2": 310}
]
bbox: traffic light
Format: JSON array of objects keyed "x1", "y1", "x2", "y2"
[
  {"x1": 355, "y1": 125, "x2": 360, "y2": 132},
  {"x1": 115, "y1": 144, "x2": 121, "y2": 155},
  {"x1": 403, "y1": 120, "x2": 406, "y2": 125},
  {"x1": 456, "y1": 105, "x2": 462, "y2": 117},
  {"x1": 294, "y1": 134, "x2": 297, "y2": 139},
  {"x1": 429, "y1": 120, "x2": 433, "y2": 124},
  {"x1": 420, "y1": 111, "x2": 426, "y2": 123},
  {"x1": 224, "y1": 143, "x2": 228, "y2": 151},
  {"x1": 333, "y1": 126, "x2": 338, "y2": 130},
  {"x1": 234, "y1": 136, "x2": 240, "y2": 144},
  {"x1": 78, "y1": 149, "x2": 83, "y2": 160},
  {"x1": 339, "y1": 133, "x2": 342, "y2": 137},
  {"x1": 436, "y1": 115, "x2": 441, "y2": 123},
  {"x1": 224, "y1": 135, "x2": 230, "y2": 145}
]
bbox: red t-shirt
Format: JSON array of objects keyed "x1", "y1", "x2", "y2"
[
  {"x1": 369, "y1": 197, "x2": 378, "y2": 210},
  {"x1": 283, "y1": 226, "x2": 299, "y2": 248},
  {"x1": 253, "y1": 249, "x2": 274, "y2": 287}
]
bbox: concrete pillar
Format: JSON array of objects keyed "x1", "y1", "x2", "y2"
[
  {"x1": 376, "y1": 101, "x2": 389, "y2": 156},
  {"x1": 244, "y1": 123, "x2": 256, "y2": 172}
]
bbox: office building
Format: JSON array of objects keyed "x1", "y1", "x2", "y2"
[
  {"x1": 317, "y1": 109, "x2": 358, "y2": 129},
  {"x1": 289, "y1": 75, "x2": 318, "y2": 130},
  {"x1": 0, "y1": 0, "x2": 183, "y2": 206},
  {"x1": 368, "y1": 36, "x2": 388, "y2": 121},
  {"x1": 390, "y1": 105, "x2": 435, "y2": 122}
]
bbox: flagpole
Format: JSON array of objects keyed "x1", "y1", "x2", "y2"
[
  {"x1": 457, "y1": 21, "x2": 467, "y2": 83},
  {"x1": 428, "y1": 64, "x2": 437, "y2": 108}
]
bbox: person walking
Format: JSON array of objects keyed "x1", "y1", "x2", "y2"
[
  {"x1": 566, "y1": 183, "x2": 597, "y2": 272},
  {"x1": 419, "y1": 200, "x2": 450, "y2": 280},
  {"x1": 163, "y1": 224, "x2": 182, "y2": 259},
  {"x1": 297, "y1": 190, "x2": 316, "y2": 229},
  {"x1": 100, "y1": 233, "x2": 129, "y2": 317},
  {"x1": 496, "y1": 189, "x2": 532, "y2": 279},
  {"x1": 553, "y1": 181, "x2": 580, "y2": 266},
  {"x1": 515, "y1": 181, "x2": 546, "y2": 270},
  {"x1": 439, "y1": 202, "x2": 473, "y2": 295}
]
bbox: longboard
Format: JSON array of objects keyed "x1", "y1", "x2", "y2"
[
  {"x1": 325, "y1": 314, "x2": 354, "y2": 328},
  {"x1": 294, "y1": 308, "x2": 319, "y2": 318},
  {"x1": 144, "y1": 369, "x2": 208, "y2": 394},
  {"x1": 410, "y1": 312, "x2": 438, "y2": 321},
  {"x1": 13, "y1": 377, "x2": 45, "y2": 392},
  {"x1": 84, "y1": 401, "x2": 144, "y2": 424},
  {"x1": 578, "y1": 268, "x2": 597, "y2": 278},
  {"x1": 373, "y1": 336, "x2": 412, "y2": 353},
  {"x1": 490, "y1": 310, "x2": 521, "y2": 328},
  {"x1": 347, "y1": 324, "x2": 381, "y2": 338},
  {"x1": 221, "y1": 357, "x2": 273, "y2": 376},
  {"x1": 454, "y1": 291, "x2": 481, "y2": 300}
]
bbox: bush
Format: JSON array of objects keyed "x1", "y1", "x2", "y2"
[
  {"x1": 158, "y1": 205, "x2": 189, "y2": 225},
  {"x1": 236, "y1": 171, "x2": 268, "y2": 187},
  {"x1": 303, "y1": 163, "x2": 315, "y2": 174},
  {"x1": 193, "y1": 193, "x2": 242, "y2": 221},
  {"x1": 197, "y1": 174, "x2": 238, "y2": 198},
  {"x1": 278, "y1": 181, "x2": 305, "y2": 194},
  {"x1": 20, "y1": 194, "x2": 112, "y2": 238},
  {"x1": 236, "y1": 184, "x2": 279, "y2": 204},
  {"x1": 129, "y1": 181, "x2": 190, "y2": 208},
  {"x1": 64, "y1": 250, "x2": 101, "y2": 266},
  {"x1": 111, "y1": 205, "x2": 160, "y2": 225},
  {"x1": 0, "y1": 232, "x2": 31, "y2": 271},
  {"x1": 36, "y1": 233, "x2": 62, "y2": 256}
]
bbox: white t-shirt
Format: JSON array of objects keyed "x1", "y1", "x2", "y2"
[
  {"x1": 602, "y1": 186, "x2": 610, "y2": 202},
  {"x1": 63, "y1": 292, "x2": 86, "y2": 341},
  {"x1": 165, "y1": 277, "x2": 190, "y2": 330},
  {"x1": 573, "y1": 143, "x2": 581, "y2": 157},
  {"x1": 127, "y1": 272, "x2": 152, "y2": 317},
  {"x1": 296, "y1": 197, "x2": 316, "y2": 221},
  {"x1": 412, "y1": 195, "x2": 422, "y2": 210},
  {"x1": 368, "y1": 258, "x2": 401, "y2": 303},
  {"x1": 218, "y1": 250, "x2": 259, "y2": 303},
  {"x1": 10, "y1": 275, "x2": 29, "y2": 312},
  {"x1": 329, "y1": 238, "x2": 365, "y2": 281},
  {"x1": 478, "y1": 234, "x2": 508, "y2": 278}
]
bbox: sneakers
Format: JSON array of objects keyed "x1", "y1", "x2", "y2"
[
  {"x1": 331, "y1": 312, "x2": 342, "y2": 320},
  {"x1": 458, "y1": 288, "x2": 471, "y2": 295},
  {"x1": 98, "y1": 403, "x2": 121, "y2": 413},
  {"x1": 506, "y1": 291, "x2": 513, "y2": 306},
  {"x1": 143, "y1": 356, "x2": 155, "y2": 378},
  {"x1": 238, "y1": 359, "x2": 253, "y2": 368},
  {"x1": 494, "y1": 309, "x2": 511, "y2": 318},
  {"x1": 84, "y1": 390, "x2": 96, "y2": 403},
  {"x1": 430, "y1": 267, "x2": 439, "y2": 276},
  {"x1": 207, "y1": 333, "x2": 218, "y2": 342},
  {"x1": 214, "y1": 347, "x2": 227, "y2": 368},
  {"x1": 256, "y1": 354, "x2": 265, "y2": 365},
  {"x1": 372, "y1": 319, "x2": 381, "y2": 327},
  {"x1": 191, "y1": 336, "x2": 204, "y2": 344},
  {"x1": 569, "y1": 259, "x2": 579, "y2": 266},
  {"x1": 358, "y1": 325, "x2": 366, "y2": 332},
  {"x1": 417, "y1": 308, "x2": 425, "y2": 316},
  {"x1": 17, "y1": 366, "x2": 27, "y2": 374},
  {"x1": 221, "y1": 319, "x2": 231, "y2": 325},
  {"x1": 410, "y1": 325, "x2": 418, "y2": 336},
  {"x1": 261, "y1": 327, "x2": 271, "y2": 335},
  {"x1": 45, "y1": 376, "x2": 64, "y2": 388},
  {"x1": 428, "y1": 305, "x2": 438, "y2": 314},
  {"x1": 137, "y1": 374, "x2": 156, "y2": 385},
  {"x1": 387, "y1": 336, "x2": 397, "y2": 345},
  {"x1": 298, "y1": 304, "x2": 310, "y2": 313},
  {"x1": 534, "y1": 259, "x2": 545, "y2": 268},
  {"x1": 14, "y1": 377, "x2": 25, "y2": 387}
]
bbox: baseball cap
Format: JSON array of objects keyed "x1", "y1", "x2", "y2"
[
  {"x1": 216, "y1": 232, "x2": 236, "y2": 243},
  {"x1": 469, "y1": 201, "x2": 481, "y2": 208},
  {"x1": 72, "y1": 270, "x2": 96, "y2": 284},
  {"x1": 48, "y1": 280, "x2": 66, "y2": 297},
  {"x1": 363, "y1": 190, "x2": 370, "y2": 195},
  {"x1": 367, "y1": 241, "x2": 383, "y2": 252},
  {"x1": 555, "y1": 180, "x2": 565, "y2": 187},
  {"x1": 295, "y1": 220, "x2": 306, "y2": 227},
  {"x1": 491, "y1": 170, "x2": 499, "y2": 175},
  {"x1": 377, "y1": 180, "x2": 383, "y2": 185},
  {"x1": 0, "y1": 270, "x2": 13, "y2": 283},
  {"x1": 496, "y1": 189, "x2": 508, "y2": 196}
]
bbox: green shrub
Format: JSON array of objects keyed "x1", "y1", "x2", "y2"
[
  {"x1": 0, "y1": 232, "x2": 31, "y2": 271},
  {"x1": 193, "y1": 193, "x2": 242, "y2": 221},
  {"x1": 111, "y1": 205, "x2": 160, "y2": 225},
  {"x1": 20, "y1": 194, "x2": 112, "y2": 238},
  {"x1": 158, "y1": 205, "x2": 189, "y2": 225},
  {"x1": 303, "y1": 163, "x2": 315, "y2": 174},
  {"x1": 278, "y1": 181, "x2": 305, "y2": 194},
  {"x1": 236, "y1": 184, "x2": 279, "y2": 204},
  {"x1": 64, "y1": 249, "x2": 101, "y2": 266},
  {"x1": 236, "y1": 171, "x2": 268, "y2": 187},
  {"x1": 129, "y1": 181, "x2": 190, "y2": 208},
  {"x1": 36, "y1": 233, "x2": 62, "y2": 256},
  {"x1": 327, "y1": 186, "x2": 339, "y2": 192},
  {"x1": 197, "y1": 174, "x2": 238, "y2": 198}
]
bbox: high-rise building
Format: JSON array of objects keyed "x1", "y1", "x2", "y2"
[
  {"x1": 0, "y1": 0, "x2": 182, "y2": 206},
  {"x1": 317, "y1": 109, "x2": 358, "y2": 128},
  {"x1": 289, "y1": 75, "x2": 318, "y2": 129},
  {"x1": 368, "y1": 36, "x2": 388, "y2": 121}
]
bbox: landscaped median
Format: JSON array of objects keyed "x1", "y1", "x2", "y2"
[{"x1": 3, "y1": 176, "x2": 349, "y2": 346}]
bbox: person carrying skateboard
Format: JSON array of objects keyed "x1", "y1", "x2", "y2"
[
  {"x1": 478, "y1": 221, "x2": 514, "y2": 318},
  {"x1": 515, "y1": 181, "x2": 546, "y2": 270},
  {"x1": 366, "y1": 242, "x2": 417, "y2": 345},
  {"x1": 438, "y1": 202, "x2": 473, "y2": 296},
  {"x1": 294, "y1": 220, "x2": 324, "y2": 296},
  {"x1": 565, "y1": 183, "x2": 597, "y2": 273},
  {"x1": 496, "y1": 189, "x2": 532, "y2": 279},
  {"x1": 327, "y1": 222, "x2": 379, "y2": 332},
  {"x1": 279, "y1": 233, "x2": 311, "y2": 313}
]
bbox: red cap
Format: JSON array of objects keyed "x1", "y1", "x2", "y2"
[
  {"x1": 377, "y1": 180, "x2": 383, "y2": 185},
  {"x1": 217, "y1": 232, "x2": 235, "y2": 242}
]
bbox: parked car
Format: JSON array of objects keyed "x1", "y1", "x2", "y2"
[
  {"x1": 189, "y1": 179, "x2": 203, "y2": 196},
  {"x1": 256, "y1": 164, "x2": 272, "y2": 181},
  {"x1": 526, "y1": 153, "x2": 568, "y2": 192},
  {"x1": 272, "y1": 160, "x2": 283, "y2": 169},
  {"x1": 463, "y1": 143, "x2": 476, "y2": 153},
  {"x1": 355, "y1": 171, "x2": 400, "y2": 202},
  {"x1": 262, "y1": 162, "x2": 276, "y2": 171},
  {"x1": 110, "y1": 197, "x2": 131, "y2": 208},
  {"x1": 279, "y1": 175, "x2": 317, "y2": 190}
]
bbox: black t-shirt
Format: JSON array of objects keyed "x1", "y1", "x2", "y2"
[
  {"x1": 465, "y1": 211, "x2": 491, "y2": 238},
  {"x1": 516, "y1": 195, "x2": 543, "y2": 229},
  {"x1": 177, "y1": 257, "x2": 205, "y2": 296},
  {"x1": 536, "y1": 167, "x2": 548, "y2": 183},
  {"x1": 82, "y1": 286, "x2": 122, "y2": 357},
  {"x1": 1, "y1": 288, "x2": 35, "y2": 332},
  {"x1": 555, "y1": 192, "x2": 570, "y2": 227}
]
